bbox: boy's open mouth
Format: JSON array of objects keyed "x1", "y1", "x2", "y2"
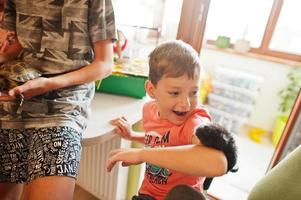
[{"x1": 173, "y1": 111, "x2": 188, "y2": 116}]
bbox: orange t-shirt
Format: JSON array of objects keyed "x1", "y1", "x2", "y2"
[{"x1": 139, "y1": 101, "x2": 211, "y2": 200}]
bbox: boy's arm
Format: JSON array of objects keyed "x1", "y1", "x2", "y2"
[
  {"x1": 110, "y1": 116, "x2": 145, "y2": 143},
  {"x1": 106, "y1": 144, "x2": 227, "y2": 177},
  {"x1": 129, "y1": 131, "x2": 145, "y2": 143}
]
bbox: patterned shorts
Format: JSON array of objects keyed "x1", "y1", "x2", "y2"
[{"x1": 0, "y1": 126, "x2": 82, "y2": 183}]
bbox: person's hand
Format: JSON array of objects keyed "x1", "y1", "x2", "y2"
[
  {"x1": 0, "y1": 91, "x2": 14, "y2": 101},
  {"x1": 106, "y1": 148, "x2": 143, "y2": 172},
  {"x1": 8, "y1": 77, "x2": 52, "y2": 99},
  {"x1": 110, "y1": 116, "x2": 132, "y2": 140}
]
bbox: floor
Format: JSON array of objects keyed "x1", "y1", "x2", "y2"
[
  {"x1": 207, "y1": 130, "x2": 275, "y2": 200},
  {"x1": 73, "y1": 184, "x2": 99, "y2": 200}
]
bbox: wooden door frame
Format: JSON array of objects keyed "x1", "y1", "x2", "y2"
[
  {"x1": 177, "y1": 0, "x2": 210, "y2": 53},
  {"x1": 267, "y1": 89, "x2": 301, "y2": 170}
]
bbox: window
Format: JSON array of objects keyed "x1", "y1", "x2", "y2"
[
  {"x1": 205, "y1": 0, "x2": 274, "y2": 48},
  {"x1": 113, "y1": 0, "x2": 161, "y2": 28},
  {"x1": 201, "y1": 0, "x2": 301, "y2": 62},
  {"x1": 112, "y1": 0, "x2": 183, "y2": 59},
  {"x1": 270, "y1": 0, "x2": 301, "y2": 55}
]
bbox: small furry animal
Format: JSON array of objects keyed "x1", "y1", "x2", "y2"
[
  {"x1": 196, "y1": 123, "x2": 238, "y2": 172},
  {"x1": 196, "y1": 123, "x2": 238, "y2": 191}
]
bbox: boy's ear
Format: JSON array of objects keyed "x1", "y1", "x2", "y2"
[{"x1": 145, "y1": 80, "x2": 155, "y2": 99}]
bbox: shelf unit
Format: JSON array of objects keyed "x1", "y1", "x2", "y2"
[{"x1": 206, "y1": 66, "x2": 264, "y2": 134}]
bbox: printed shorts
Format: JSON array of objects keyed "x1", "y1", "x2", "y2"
[{"x1": 0, "y1": 126, "x2": 82, "y2": 183}]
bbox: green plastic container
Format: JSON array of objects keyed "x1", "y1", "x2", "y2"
[
  {"x1": 216, "y1": 36, "x2": 231, "y2": 48},
  {"x1": 96, "y1": 73, "x2": 147, "y2": 99}
]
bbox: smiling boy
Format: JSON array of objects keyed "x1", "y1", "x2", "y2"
[{"x1": 107, "y1": 40, "x2": 228, "y2": 200}]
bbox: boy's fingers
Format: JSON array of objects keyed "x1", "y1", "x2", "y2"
[
  {"x1": 111, "y1": 120, "x2": 124, "y2": 129},
  {"x1": 110, "y1": 119, "x2": 119, "y2": 125},
  {"x1": 113, "y1": 124, "x2": 129, "y2": 138},
  {"x1": 107, "y1": 152, "x2": 120, "y2": 171},
  {"x1": 114, "y1": 127, "x2": 121, "y2": 134},
  {"x1": 106, "y1": 159, "x2": 117, "y2": 172},
  {"x1": 119, "y1": 124, "x2": 128, "y2": 134},
  {"x1": 111, "y1": 117, "x2": 127, "y2": 126}
]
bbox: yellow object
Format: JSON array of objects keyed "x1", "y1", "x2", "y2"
[
  {"x1": 272, "y1": 115, "x2": 288, "y2": 146},
  {"x1": 248, "y1": 127, "x2": 266, "y2": 143},
  {"x1": 126, "y1": 121, "x2": 144, "y2": 200},
  {"x1": 113, "y1": 64, "x2": 123, "y2": 70},
  {"x1": 199, "y1": 72, "x2": 212, "y2": 104},
  {"x1": 199, "y1": 87, "x2": 208, "y2": 104},
  {"x1": 125, "y1": 141, "x2": 143, "y2": 200}
]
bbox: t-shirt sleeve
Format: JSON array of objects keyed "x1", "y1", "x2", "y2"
[
  {"x1": 2, "y1": 0, "x2": 16, "y2": 31},
  {"x1": 142, "y1": 102, "x2": 153, "y2": 131},
  {"x1": 197, "y1": 106, "x2": 211, "y2": 121},
  {"x1": 181, "y1": 108, "x2": 212, "y2": 144},
  {"x1": 88, "y1": 0, "x2": 116, "y2": 43}
]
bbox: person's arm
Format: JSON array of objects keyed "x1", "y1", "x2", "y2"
[
  {"x1": 106, "y1": 144, "x2": 227, "y2": 177},
  {"x1": 45, "y1": 39, "x2": 114, "y2": 88},
  {"x1": 3, "y1": 39, "x2": 113, "y2": 100},
  {"x1": 110, "y1": 116, "x2": 145, "y2": 143}
]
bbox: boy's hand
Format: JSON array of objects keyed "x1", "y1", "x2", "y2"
[
  {"x1": 106, "y1": 148, "x2": 143, "y2": 172},
  {"x1": 110, "y1": 116, "x2": 132, "y2": 140}
]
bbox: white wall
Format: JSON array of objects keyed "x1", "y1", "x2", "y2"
[{"x1": 200, "y1": 48, "x2": 294, "y2": 132}]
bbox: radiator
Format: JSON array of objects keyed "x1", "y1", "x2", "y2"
[{"x1": 77, "y1": 136, "x2": 121, "y2": 200}]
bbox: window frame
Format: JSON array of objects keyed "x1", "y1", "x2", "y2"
[
  {"x1": 178, "y1": 0, "x2": 301, "y2": 62},
  {"x1": 177, "y1": 0, "x2": 210, "y2": 53}
]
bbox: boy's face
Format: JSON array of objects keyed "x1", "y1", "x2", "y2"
[{"x1": 146, "y1": 73, "x2": 200, "y2": 125}]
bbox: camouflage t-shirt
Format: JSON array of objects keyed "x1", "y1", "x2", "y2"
[{"x1": 0, "y1": 0, "x2": 116, "y2": 132}]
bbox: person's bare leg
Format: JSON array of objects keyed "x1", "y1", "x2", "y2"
[
  {"x1": 22, "y1": 176, "x2": 75, "y2": 200},
  {"x1": 0, "y1": 183, "x2": 23, "y2": 200}
]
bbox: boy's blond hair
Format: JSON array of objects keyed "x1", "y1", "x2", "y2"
[{"x1": 148, "y1": 40, "x2": 201, "y2": 86}]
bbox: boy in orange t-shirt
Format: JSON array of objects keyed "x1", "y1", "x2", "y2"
[{"x1": 107, "y1": 40, "x2": 237, "y2": 200}]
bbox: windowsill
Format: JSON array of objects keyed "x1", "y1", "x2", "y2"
[{"x1": 203, "y1": 44, "x2": 301, "y2": 67}]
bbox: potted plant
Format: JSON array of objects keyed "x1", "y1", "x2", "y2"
[{"x1": 272, "y1": 68, "x2": 301, "y2": 146}]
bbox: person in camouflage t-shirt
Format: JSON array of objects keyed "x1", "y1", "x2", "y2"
[{"x1": 0, "y1": 0, "x2": 116, "y2": 199}]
